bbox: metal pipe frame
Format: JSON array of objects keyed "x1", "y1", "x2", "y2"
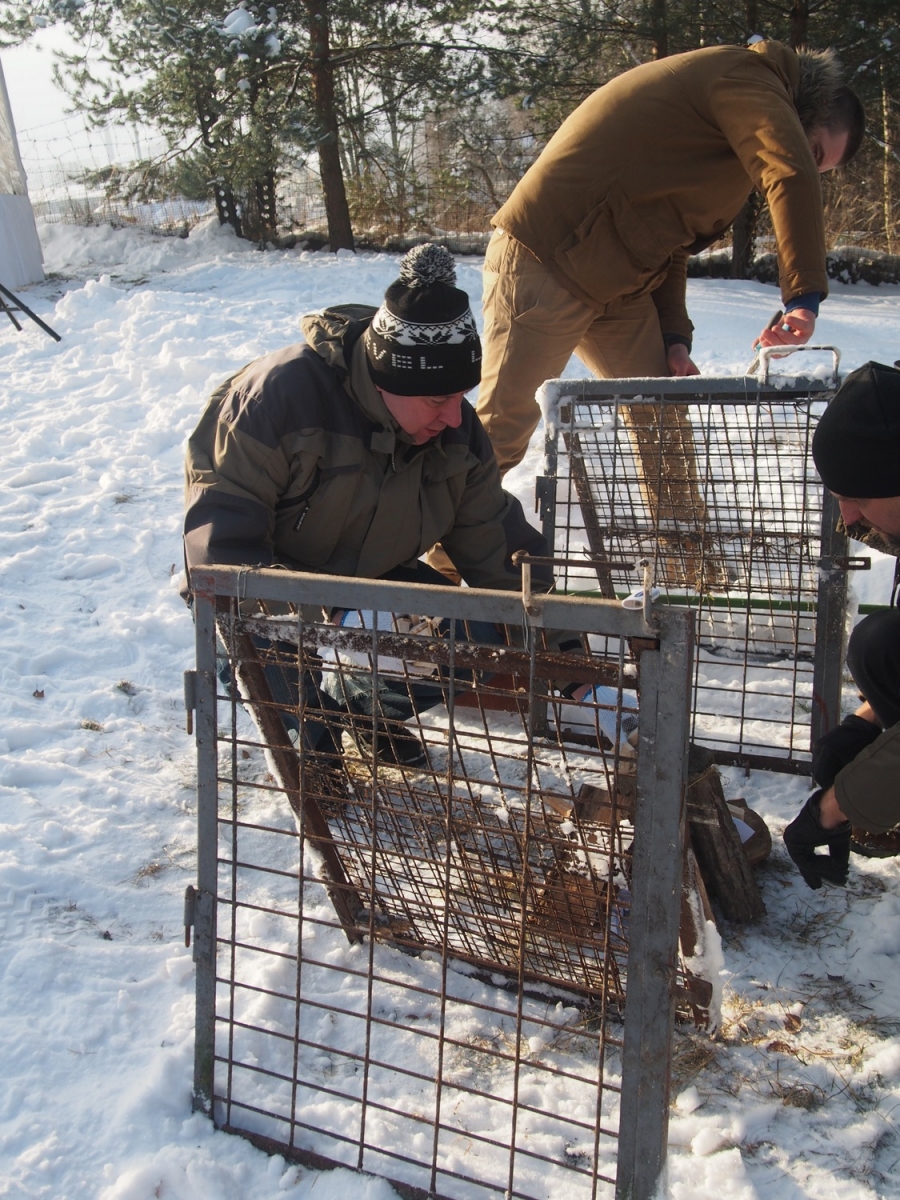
[
  {"x1": 188, "y1": 567, "x2": 695, "y2": 1200},
  {"x1": 539, "y1": 374, "x2": 846, "y2": 772}
]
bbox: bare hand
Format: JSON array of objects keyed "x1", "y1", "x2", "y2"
[
  {"x1": 754, "y1": 308, "x2": 816, "y2": 349},
  {"x1": 817, "y1": 785, "x2": 849, "y2": 830},
  {"x1": 667, "y1": 343, "x2": 700, "y2": 376}
]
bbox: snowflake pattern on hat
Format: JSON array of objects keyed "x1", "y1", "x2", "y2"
[{"x1": 370, "y1": 306, "x2": 479, "y2": 347}]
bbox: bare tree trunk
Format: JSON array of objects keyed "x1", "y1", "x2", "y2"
[
  {"x1": 789, "y1": 0, "x2": 809, "y2": 48},
  {"x1": 883, "y1": 64, "x2": 895, "y2": 254},
  {"x1": 304, "y1": 0, "x2": 355, "y2": 251},
  {"x1": 648, "y1": 0, "x2": 668, "y2": 59}
]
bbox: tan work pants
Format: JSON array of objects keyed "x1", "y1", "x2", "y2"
[
  {"x1": 475, "y1": 230, "x2": 719, "y2": 590},
  {"x1": 477, "y1": 229, "x2": 669, "y2": 475}
]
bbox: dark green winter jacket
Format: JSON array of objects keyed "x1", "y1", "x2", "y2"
[{"x1": 184, "y1": 304, "x2": 550, "y2": 590}]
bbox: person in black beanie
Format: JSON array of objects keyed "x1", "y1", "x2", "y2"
[
  {"x1": 184, "y1": 242, "x2": 547, "y2": 593},
  {"x1": 784, "y1": 361, "x2": 900, "y2": 888},
  {"x1": 182, "y1": 243, "x2": 561, "y2": 765},
  {"x1": 364, "y1": 245, "x2": 482, "y2": 401}
]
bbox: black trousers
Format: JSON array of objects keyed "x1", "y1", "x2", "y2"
[
  {"x1": 834, "y1": 608, "x2": 900, "y2": 833},
  {"x1": 846, "y1": 608, "x2": 900, "y2": 728}
]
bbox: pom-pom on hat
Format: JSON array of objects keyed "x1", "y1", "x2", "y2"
[
  {"x1": 364, "y1": 244, "x2": 482, "y2": 396},
  {"x1": 812, "y1": 361, "x2": 900, "y2": 498}
]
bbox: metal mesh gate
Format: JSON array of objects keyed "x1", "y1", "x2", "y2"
[
  {"x1": 538, "y1": 370, "x2": 853, "y2": 772},
  {"x1": 186, "y1": 566, "x2": 698, "y2": 1200}
]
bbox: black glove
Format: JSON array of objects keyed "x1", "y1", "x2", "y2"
[
  {"x1": 811, "y1": 714, "x2": 881, "y2": 789},
  {"x1": 783, "y1": 790, "x2": 851, "y2": 889}
]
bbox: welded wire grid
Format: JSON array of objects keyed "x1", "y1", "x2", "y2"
[
  {"x1": 544, "y1": 390, "x2": 833, "y2": 765},
  {"x1": 204, "y1": 600, "x2": 694, "y2": 1200}
]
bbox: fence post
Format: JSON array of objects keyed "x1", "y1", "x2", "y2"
[
  {"x1": 191, "y1": 586, "x2": 219, "y2": 1116},
  {"x1": 616, "y1": 607, "x2": 694, "y2": 1200}
]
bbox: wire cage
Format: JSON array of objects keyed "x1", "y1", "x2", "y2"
[
  {"x1": 186, "y1": 566, "x2": 700, "y2": 1200},
  {"x1": 538, "y1": 366, "x2": 856, "y2": 773}
]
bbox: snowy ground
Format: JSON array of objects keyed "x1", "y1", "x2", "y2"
[{"x1": 2, "y1": 220, "x2": 900, "y2": 1199}]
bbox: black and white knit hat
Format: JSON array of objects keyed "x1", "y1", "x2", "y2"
[{"x1": 364, "y1": 244, "x2": 482, "y2": 396}]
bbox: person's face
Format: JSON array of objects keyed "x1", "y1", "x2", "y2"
[
  {"x1": 836, "y1": 494, "x2": 900, "y2": 539},
  {"x1": 377, "y1": 388, "x2": 466, "y2": 444},
  {"x1": 806, "y1": 125, "x2": 849, "y2": 173}
]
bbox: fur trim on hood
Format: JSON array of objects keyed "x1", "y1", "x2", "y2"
[{"x1": 795, "y1": 46, "x2": 845, "y2": 130}]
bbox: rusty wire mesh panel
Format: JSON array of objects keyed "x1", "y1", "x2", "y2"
[
  {"x1": 188, "y1": 568, "x2": 697, "y2": 1200},
  {"x1": 539, "y1": 373, "x2": 850, "y2": 771}
]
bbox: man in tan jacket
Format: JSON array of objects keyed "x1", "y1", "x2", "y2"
[{"x1": 479, "y1": 39, "x2": 865, "y2": 474}]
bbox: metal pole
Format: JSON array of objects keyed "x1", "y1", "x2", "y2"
[
  {"x1": 616, "y1": 607, "x2": 694, "y2": 1200},
  {"x1": 0, "y1": 281, "x2": 62, "y2": 341},
  {"x1": 537, "y1": 381, "x2": 561, "y2": 557},
  {"x1": 191, "y1": 589, "x2": 220, "y2": 1116}
]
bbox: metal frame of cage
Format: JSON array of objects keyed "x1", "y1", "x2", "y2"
[
  {"x1": 185, "y1": 565, "x2": 698, "y2": 1200},
  {"x1": 537, "y1": 365, "x2": 857, "y2": 774}
]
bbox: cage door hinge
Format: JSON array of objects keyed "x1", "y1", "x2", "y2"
[
  {"x1": 184, "y1": 885, "x2": 215, "y2": 956},
  {"x1": 183, "y1": 669, "x2": 197, "y2": 735}
]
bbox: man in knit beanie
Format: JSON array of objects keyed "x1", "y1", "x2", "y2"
[
  {"x1": 784, "y1": 361, "x2": 900, "y2": 888},
  {"x1": 182, "y1": 245, "x2": 554, "y2": 762},
  {"x1": 184, "y1": 242, "x2": 545, "y2": 591}
]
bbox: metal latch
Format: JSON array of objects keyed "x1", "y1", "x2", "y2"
[
  {"x1": 535, "y1": 476, "x2": 555, "y2": 521},
  {"x1": 183, "y1": 669, "x2": 197, "y2": 735},
  {"x1": 818, "y1": 556, "x2": 871, "y2": 572},
  {"x1": 184, "y1": 884, "x2": 197, "y2": 948}
]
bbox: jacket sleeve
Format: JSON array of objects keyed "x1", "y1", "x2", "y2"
[
  {"x1": 651, "y1": 248, "x2": 694, "y2": 344},
  {"x1": 709, "y1": 62, "x2": 828, "y2": 303},
  {"x1": 183, "y1": 374, "x2": 296, "y2": 575},
  {"x1": 834, "y1": 722, "x2": 900, "y2": 834},
  {"x1": 439, "y1": 418, "x2": 553, "y2": 593}
]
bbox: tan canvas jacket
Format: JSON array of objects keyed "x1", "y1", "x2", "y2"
[{"x1": 493, "y1": 41, "x2": 832, "y2": 340}]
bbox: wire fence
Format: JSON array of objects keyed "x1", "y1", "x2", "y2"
[
  {"x1": 15, "y1": 111, "x2": 511, "y2": 243},
  {"x1": 16, "y1": 114, "x2": 498, "y2": 242},
  {"x1": 16, "y1": 118, "x2": 210, "y2": 233}
]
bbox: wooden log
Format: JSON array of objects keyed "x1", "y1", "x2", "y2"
[
  {"x1": 686, "y1": 744, "x2": 766, "y2": 923},
  {"x1": 677, "y1": 843, "x2": 716, "y2": 1028}
]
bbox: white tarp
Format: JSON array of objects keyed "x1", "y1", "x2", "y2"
[{"x1": 0, "y1": 55, "x2": 44, "y2": 287}]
